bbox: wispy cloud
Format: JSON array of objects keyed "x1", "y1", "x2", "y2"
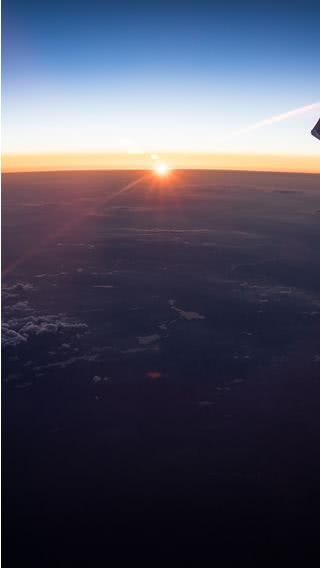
[{"x1": 231, "y1": 102, "x2": 320, "y2": 137}]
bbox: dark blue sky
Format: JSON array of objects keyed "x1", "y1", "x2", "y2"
[{"x1": 3, "y1": 0, "x2": 320, "y2": 157}]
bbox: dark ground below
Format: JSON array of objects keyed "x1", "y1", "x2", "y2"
[{"x1": 3, "y1": 169, "x2": 320, "y2": 563}]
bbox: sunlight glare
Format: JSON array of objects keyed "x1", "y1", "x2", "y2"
[{"x1": 153, "y1": 162, "x2": 171, "y2": 177}]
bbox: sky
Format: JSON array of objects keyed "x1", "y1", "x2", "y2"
[{"x1": 2, "y1": 0, "x2": 320, "y2": 172}]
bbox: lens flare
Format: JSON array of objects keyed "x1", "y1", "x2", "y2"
[{"x1": 153, "y1": 162, "x2": 170, "y2": 176}]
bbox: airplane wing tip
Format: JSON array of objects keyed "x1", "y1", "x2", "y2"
[{"x1": 311, "y1": 118, "x2": 320, "y2": 140}]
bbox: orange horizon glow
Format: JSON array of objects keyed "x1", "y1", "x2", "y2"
[{"x1": 2, "y1": 152, "x2": 320, "y2": 174}]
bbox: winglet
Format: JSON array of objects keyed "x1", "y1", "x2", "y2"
[{"x1": 311, "y1": 118, "x2": 320, "y2": 140}]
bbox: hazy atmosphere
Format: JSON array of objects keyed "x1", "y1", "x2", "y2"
[{"x1": 2, "y1": 0, "x2": 320, "y2": 564}]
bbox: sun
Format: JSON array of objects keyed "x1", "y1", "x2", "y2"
[{"x1": 153, "y1": 162, "x2": 171, "y2": 177}]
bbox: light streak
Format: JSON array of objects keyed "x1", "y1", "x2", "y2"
[{"x1": 231, "y1": 102, "x2": 320, "y2": 137}]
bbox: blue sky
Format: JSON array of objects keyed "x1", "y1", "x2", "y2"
[{"x1": 3, "y1": 0, "x2": 320, "y2": 157}]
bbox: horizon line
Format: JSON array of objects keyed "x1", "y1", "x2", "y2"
[
  {"x1": 3, "y1": 167, "x2": 320, "y2": 177},
  {"x1": 2, "y1": 151, "x2": 320, "y2": 175},
  {"x1": 3, "y1": 165, "x2": 320, "y2": 177}
]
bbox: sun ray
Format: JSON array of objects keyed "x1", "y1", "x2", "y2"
[{"x1": 2, "y1": 173, "x2": 149, "y2": 277}]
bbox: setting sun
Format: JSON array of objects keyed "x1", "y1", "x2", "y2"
[{"x1": 153, "y1": 162, "x2": 171, "y2": 177}]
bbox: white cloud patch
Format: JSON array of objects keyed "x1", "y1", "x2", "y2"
[
  {"x1": 2, "y1": 282, "x2": 34, "y2": 293},
  {"x1": 92, "y1": 375, "x2": 109, "y2": 384},
  {"x1": 34, "y1": 354, "x2": 97, "y2": 370},
  {"x1": 4, "y1": 301, "x2": 33, "y2": 314},
  {"x1": 169, "y1": 300, "x2": 205, "y2": 321},
  {"x1": 1, "y1": 326, "x2": 27, "y2": 347},
  {"x1": 137, "y1": 334, "x2": 160, "y2": 345},
  {"x1": 92, "y1": 285, "x2": 114, "y2": 289},
  {"x1": 2, "y1": 282, "x2": 35, "y2": 300},
  {"x1": 35, "y1": 272, "x2": 68, "y2": 279},
  {"x1": 2, "y1": 313, "x2": 88, "y2": 348},
  {"x1": 172, "y1": 307, "x2": 205, "y2": 320},
  {"x1": 239, "y1": 282, "x2": 320, "y2": 308}
]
